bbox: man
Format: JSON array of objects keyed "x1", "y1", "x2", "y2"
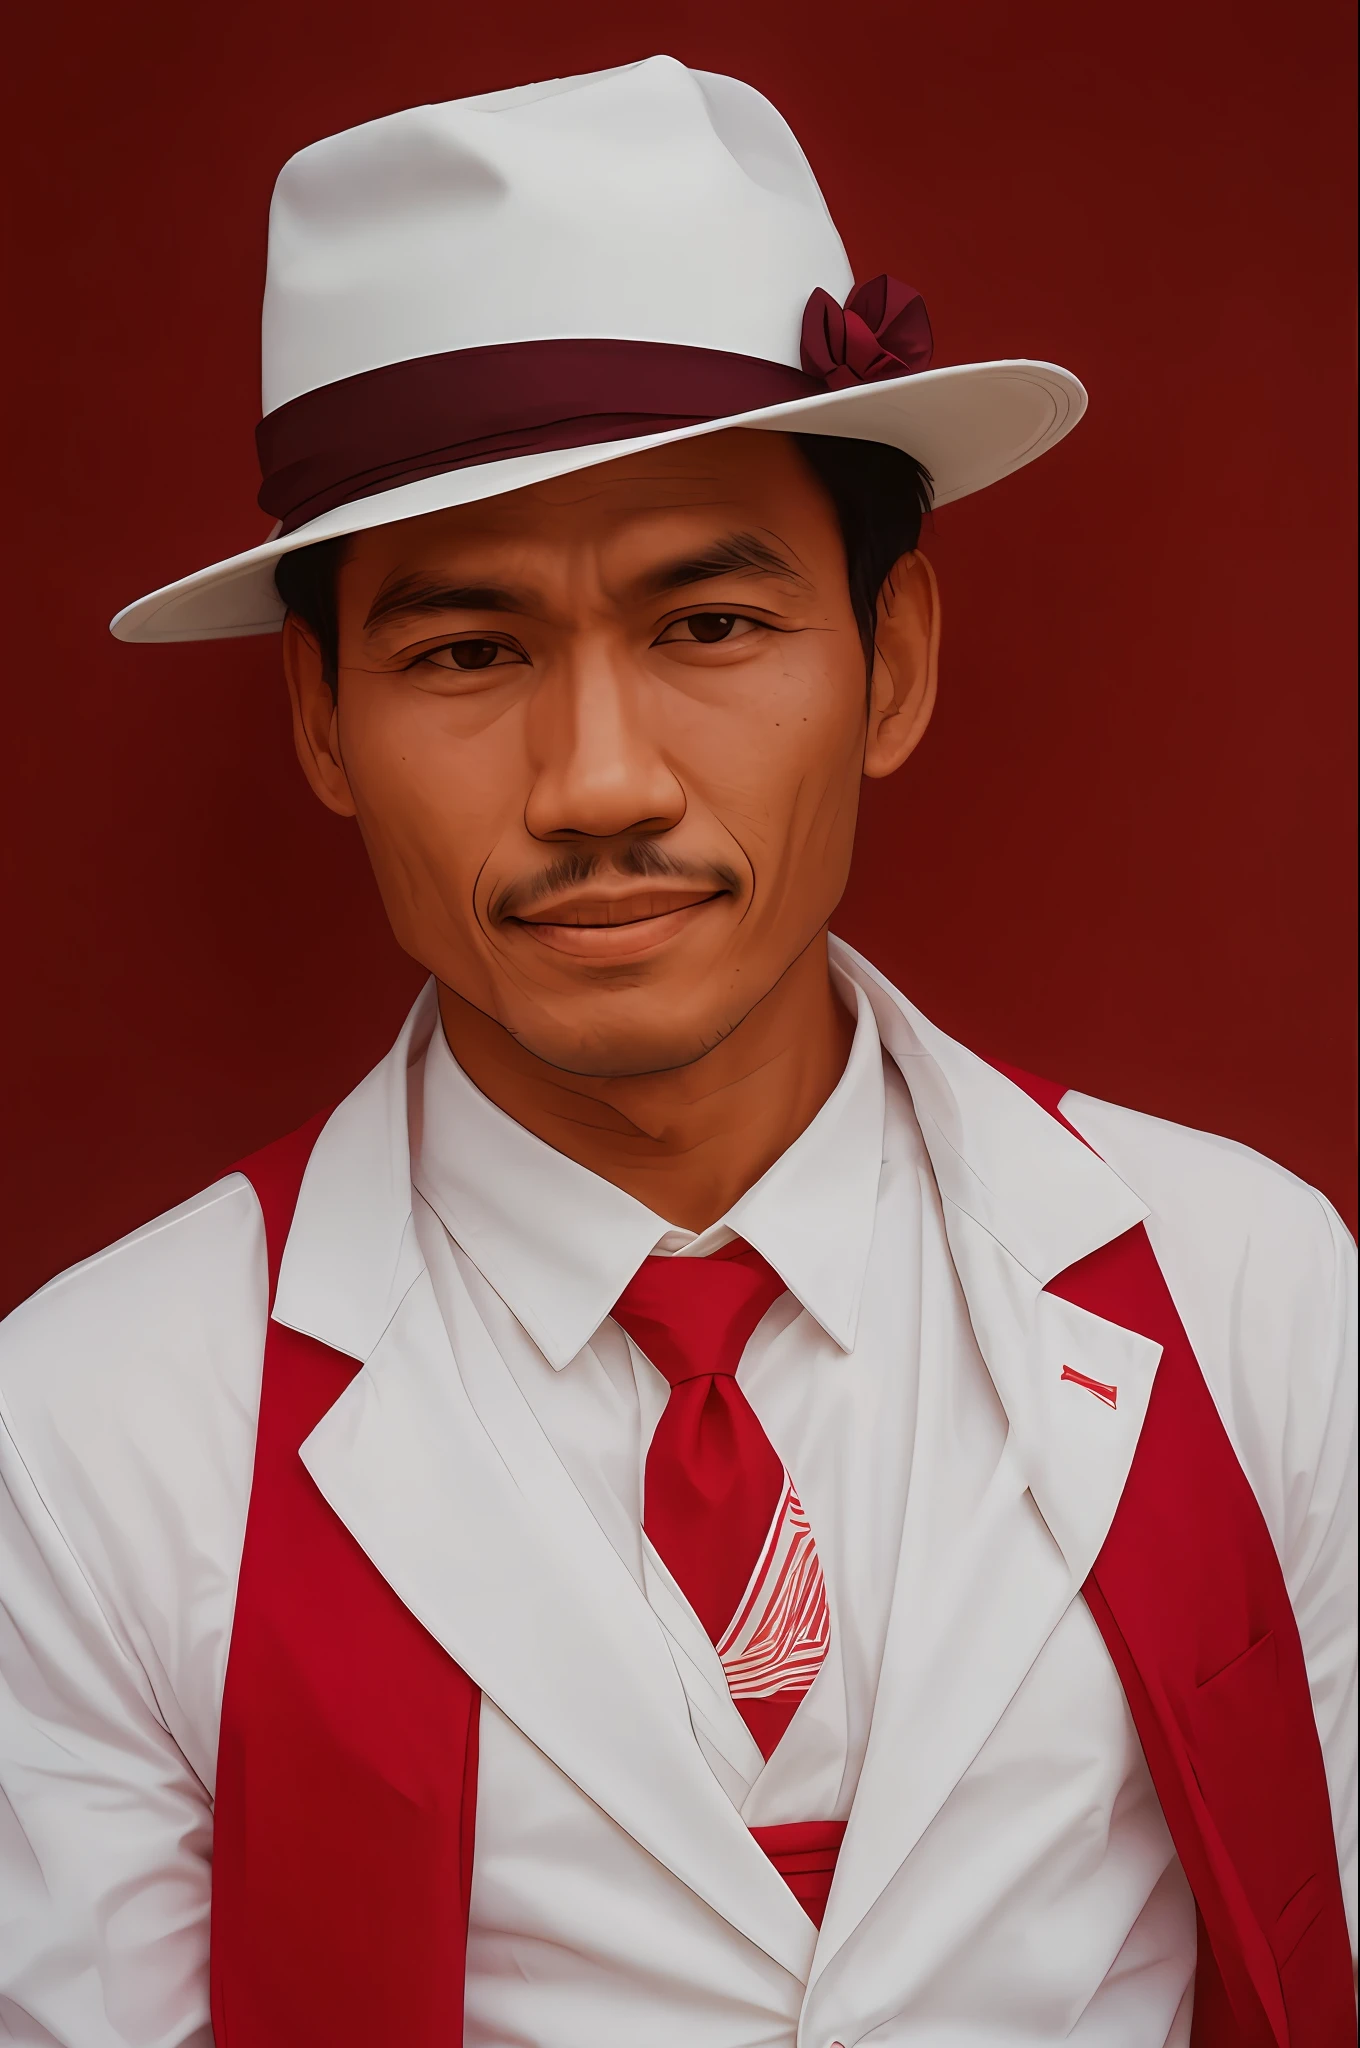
[{"x1": 0, "y1": 54, "x2": 1353, "y2": 2048}]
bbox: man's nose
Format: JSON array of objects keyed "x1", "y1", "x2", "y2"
[{"x1": 523, "y1": 650, "x2": 686, "y2": 843}]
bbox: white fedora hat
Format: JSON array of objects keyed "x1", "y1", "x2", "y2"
[{"x1": 111, "y1": 55, "x2": 1087, "y2": 646}]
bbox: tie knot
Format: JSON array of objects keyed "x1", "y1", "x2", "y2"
[{"x1": 611, "y1": 1240, "x2": 786, "y2": 1387}]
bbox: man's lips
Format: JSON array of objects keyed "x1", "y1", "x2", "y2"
[{"x1": 507, "y1": 886, "x2": 727, "y2": 959}]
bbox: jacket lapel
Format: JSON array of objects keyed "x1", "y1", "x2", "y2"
[
  {"x1": 816, "y1": 1432, "x2": 1071, "y2": 1970},
  {"x1": 833, "y1": 940, "x2": 1161, "y2": 1589},
  {"x1": 812, "y1": 946, "x2": 1164, "y2": 1994}
]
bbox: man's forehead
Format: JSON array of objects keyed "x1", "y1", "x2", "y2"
[
  {"x1": 522, "y1": 426, "x2": 804, "y2": 505},
  {"x1": 441, "y1": 467, "x2": 749, "y2": 536},
  {"x1": 348, "y1": 436, "x2": 826, "y2": 597}
]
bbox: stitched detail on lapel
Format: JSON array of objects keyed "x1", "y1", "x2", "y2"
[{"x1": 1059, "y1": 1364, "x2": 1119, "y2": 1408}]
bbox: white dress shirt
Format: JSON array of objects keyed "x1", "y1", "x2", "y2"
[{"x1": 0, "y1": 944, "x2": 1354, "y2": 2048}]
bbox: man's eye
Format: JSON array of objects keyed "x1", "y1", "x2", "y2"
[
  {"x1": 426, "y1": 639, "x2": 511, "y2": 670},
  {"x1": 660, "y1": 613, "x2": 756, "y2": 645}
]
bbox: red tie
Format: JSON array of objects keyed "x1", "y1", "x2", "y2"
[{"x1": 611, "y1": 1240, "x2": 831, "y2": 1760}]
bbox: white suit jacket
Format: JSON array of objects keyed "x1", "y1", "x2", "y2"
[{"x1": 0, "y1": 941, "x2": 1354, "y2": 2047}]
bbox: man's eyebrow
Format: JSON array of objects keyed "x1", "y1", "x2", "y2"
[
  {"x1": 362, "y1": 531, "x2": 809, "y2": 630},
  {"x1": 635, "y1": 531, "x2": 811, "y2": 599},
  {"x1": 363, "y1": 578, "x2": 529, "y2": 630}
]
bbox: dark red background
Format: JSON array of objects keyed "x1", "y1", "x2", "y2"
[{"x1": 2, "y1": 0, "x2": 1355, "y2": 1313}]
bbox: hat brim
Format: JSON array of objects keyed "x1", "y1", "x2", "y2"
[{"x1": 109, "y1": 359, "x2": 1085, "y2": 644}]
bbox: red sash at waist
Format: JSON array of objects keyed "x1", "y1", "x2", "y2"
[{"x1": 750, "y1": 1819, "x2": 847, "y2": 1928}]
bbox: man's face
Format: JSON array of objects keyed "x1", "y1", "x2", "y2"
[{"x1": 291, "y1": 429, "x2": 925, "y2": 1079}]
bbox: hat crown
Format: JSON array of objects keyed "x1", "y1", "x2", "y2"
[{"x1": 262, "y1": 56, "x2": 854, "y2": 415}]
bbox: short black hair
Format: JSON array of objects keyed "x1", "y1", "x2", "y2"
[
  {"x1": 794, "y1": 435, "x2": 934, "y2": 668},
  {"x1": 273, "y1": 434, "x2": 933, "y2": 694}
]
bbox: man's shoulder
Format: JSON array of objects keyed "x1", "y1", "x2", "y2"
[
  {"x1": 1061, "y1": 1086, "x2": 1353, "y2": 1289},
  {"x1": 1059, "y1": 1087, "x2": 1355, "y2": 1536},
  {"x1": 0, "y1": 1175, "x2": 272, "y2": 1773},
  {"x1": 0, "y1": 1170, "x2": 269, "y2": 1459},
  {"x1": 853, "y1": 947, "x2": 1353, "y2": 1300}
]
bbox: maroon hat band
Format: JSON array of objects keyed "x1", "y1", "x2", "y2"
[{"x1": 256, "y1": 277, "x2": 933, "y2": 536}]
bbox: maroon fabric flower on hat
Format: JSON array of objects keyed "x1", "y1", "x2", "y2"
[{"x1": 800, "y1": 275, "x2": 934, "y2": 390}]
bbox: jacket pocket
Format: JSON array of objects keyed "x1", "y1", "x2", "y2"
[
  {"x1": 1195, "y1": 1628, "x2": 1276, "y2": 1696},
  {"x1": 1271, "y1": 1873, "x2": 1322, "y2": 1969},
  {"x1": 1184, "y1": 1628, "x2": 1314, "y2": 1933}
]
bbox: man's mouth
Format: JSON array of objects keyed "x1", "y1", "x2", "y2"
[{"x1": 508, "y1": 886, "x2": 728, "y2": 959}]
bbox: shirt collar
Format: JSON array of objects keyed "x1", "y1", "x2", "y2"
[
  {"x1": 828, "y1": 937, "x2": 1147, "y2": 1282},
  {"x1": 412, "y1": 979, "x2": 887, "y2": 1368},
  {"x1": 273, "y1": 948, "x2": 1147, "y2": 1369}
]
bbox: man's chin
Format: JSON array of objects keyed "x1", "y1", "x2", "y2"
[
  {"x1": 502, "y1": 995, "x2": 754, "y2": 1082},
  {"x1": 509, "y1": 1027, "x2": 738, "y2": 1083}
]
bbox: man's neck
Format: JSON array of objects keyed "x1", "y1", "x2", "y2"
[{"x1": 435, "y1": 937, "x2": 855, "y2": 1233}]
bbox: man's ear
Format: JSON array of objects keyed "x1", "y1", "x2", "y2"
[
  {"x1": 862, "y1": 550, "x2": 940, "y2": 781},
  {"x1": 281, "y1": 613, "x2": 358, "y2": 819}
]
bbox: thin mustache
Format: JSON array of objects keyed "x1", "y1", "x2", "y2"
[{"x1": 492, "y1": 841, "x2": 740, "y2": 923}]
